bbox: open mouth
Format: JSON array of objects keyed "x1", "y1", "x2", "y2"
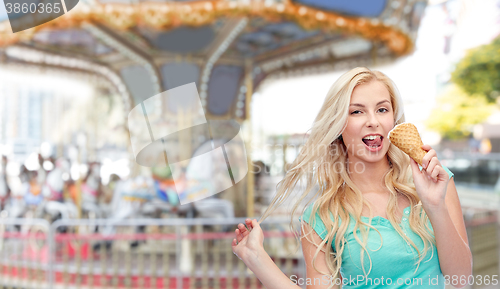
[{"x1": 362, "y1": 135, "x2": 383, "y2": 149}]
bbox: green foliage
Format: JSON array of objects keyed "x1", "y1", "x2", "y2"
[
  {"x1": 425, "y1": 85, "x2": 495, "y2": 140},
  {"x1": 451, "y1": 36, "x2": 500, "y2": 103}
]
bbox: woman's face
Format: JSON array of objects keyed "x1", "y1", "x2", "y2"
[{"x1": 342, "y1": 80, "x2": 395, "y2": 165}]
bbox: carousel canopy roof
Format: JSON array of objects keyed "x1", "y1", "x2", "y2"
[{"x1": 0, "y1": 0, "x2": 428, "y2": 120}]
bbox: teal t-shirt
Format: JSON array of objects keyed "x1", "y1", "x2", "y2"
[{"x1": 300, "y1": 166, "x2": 454, "y2": 288}]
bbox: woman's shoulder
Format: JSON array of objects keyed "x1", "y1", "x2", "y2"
[{"x1": 300, "y1": 202, "x2": 343, "y2": 240}]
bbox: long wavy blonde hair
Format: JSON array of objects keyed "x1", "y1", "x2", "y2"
[{"x1": 260, "y1": 67, "x2": 436, "y2": 286}]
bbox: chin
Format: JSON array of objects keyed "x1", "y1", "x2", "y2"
[
  {"x1": 360, "y1": 148, "x2": 389, "y2": 163},
  {"x1": 360, "y1": 154, "x2": 385, "y2": 163}
]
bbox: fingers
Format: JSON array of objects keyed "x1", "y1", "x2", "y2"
[
  {"x1": 431, "y1": 165, "x2": 442, "y2": 180},
  {"x1": 235, "y1": 228, "x2": 243, "y2": 243},
  {"x1": 421, "y1": 144, "x2": 432, "y2": 152},
  {"x1": 421, "y1": 157, "x2": 448, "y2": 183},
  {"x1": 429, "y1": 164, "x2": 447, "y2": 181},
  {"x1": 421, "y1": 145, "x2": 436, "y2": 170},
  {"x1": 233, "y1": 219, "x2": 260, "y2": 247},
  {"x1": 425, "y1": 157, "x2": 439, "y2": 174},
  {"x1": 252, "y1": 219, "x2": 260, "y2": 228},
  {"x1": 234, "y1": 222, "x2": 250, "y2": 243},
  {"x1": 245, "y1": 218, "x2": 253, "y2": 229},
  {"x1": 239, "y1": 223, "x2": 251, "y2": 236},
  {"x1": 409, "y1": 157, "x2": 420, "y2": 173}
]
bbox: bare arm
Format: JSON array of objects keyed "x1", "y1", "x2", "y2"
[
  {"x1": 301, "y1": 221, "x2": 341, "y2": 289},
  {"x1": 412, "y1": 145, "x2": 473, "y2": 289},
  {"x1": 426, "y1": 178, "x2": 472, "y2": 288},
  {"x1": 232, "y1": 219, "x2": 340, "y2": 289},
  {"x1": 232, "y1": 219, "x2": 302, "y2": 289}
]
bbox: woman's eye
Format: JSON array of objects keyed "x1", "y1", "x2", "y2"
[{"x1": 351, "y1": 108, "x2": 388, "y2": 114}]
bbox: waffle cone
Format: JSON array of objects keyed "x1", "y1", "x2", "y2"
[{"x1": 388, "y1": 123, "x2": 426, "y2": 166}]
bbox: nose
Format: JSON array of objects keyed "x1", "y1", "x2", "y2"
[{"x1": 365, "y1": 112, "x2": 380, "y2": 128}]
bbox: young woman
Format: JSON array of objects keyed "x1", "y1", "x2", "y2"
[{"x1": 231, "y1": 67, "x2": 472, "y2": 288}]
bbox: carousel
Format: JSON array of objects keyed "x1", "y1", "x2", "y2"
[{"x1": 0, "y1": 0, "x2": 428, "y2": 217}]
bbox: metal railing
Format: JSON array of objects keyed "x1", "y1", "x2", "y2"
[
  {"x1": 0, "y1": 218, "x2": 51, "y2": 289},
  {"x1": 1, "y1": 208, "x2": 499, "y2": 289},
  {"x1": 0, "y1": 217, "x2": 305, "y2": 289}
]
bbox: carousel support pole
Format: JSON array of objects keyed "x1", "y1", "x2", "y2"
[
  {"x1": 76, "y1": 179, "x2": 82, "y2": 219},
  {"x1": 76, "y1": 145, "x2": 82, "y2": 221},
  {"x1": 245, "y1": 59, "x2": 254, "y2": 218},
  {"x1": 371, "y1": 41, "x2": 379, "y2": 66},
  {"x1": 125, "y1": 119, "x2": 141, "y2": 178},
  {"x1": 123, "y1": 95, "x2": 140, "y2": 178},
  {"x1": 283, "y1": 138, "x2": 288, "y2": 174}
]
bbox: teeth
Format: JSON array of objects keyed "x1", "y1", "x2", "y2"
[{"x1": 363, "y1": 135, "x2": 381, "y2": 140}]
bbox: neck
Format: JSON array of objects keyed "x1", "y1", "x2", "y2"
[{"x1": 347, "y1": 157, "x2": 391, "y2": 193}]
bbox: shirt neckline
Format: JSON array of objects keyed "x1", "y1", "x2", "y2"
[{"x1": 359, "y1": 205, "x2": 411, "y2": 222}]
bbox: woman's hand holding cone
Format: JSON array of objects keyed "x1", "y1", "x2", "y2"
[{"x1": 409, "y1": 144, "x2": 450, "y2": 213}]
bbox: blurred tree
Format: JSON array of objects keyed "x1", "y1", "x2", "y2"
[
  {"x1": 451, "y1": 36, "x2": 500, "y2": 103},
  {"x1": 426, "y1": 85, "x2": 495, "y2": 140}
]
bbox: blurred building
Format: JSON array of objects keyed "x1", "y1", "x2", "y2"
[{"x1": 0, "y1": 84, "x2": 47, "y2": 160}]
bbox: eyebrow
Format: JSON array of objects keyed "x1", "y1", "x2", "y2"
[{"x1": 349, "y1": 100, "x2": 391, "y2": 107}]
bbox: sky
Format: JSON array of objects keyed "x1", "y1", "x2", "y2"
[{"x1": 252, "y1": 0, "x2": 500, "y2": 145}]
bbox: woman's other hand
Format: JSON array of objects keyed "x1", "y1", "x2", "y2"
[
  {"x1": 232, "y1": 218, "x2": 264, "y2": 265},
  {"x1": 410, "y1": 144, "x2": 450, "y2": 212}
]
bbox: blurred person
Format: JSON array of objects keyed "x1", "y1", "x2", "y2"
[
  {"x1": 22, "y1": 171, "x2": 44, "y2": 216},
  {"x1": 74, "y1": 162, "x2": 104, "y2": 219},
  {"x1": 3, "y1": 164, "x2": 30, "y2": 219},
  {"x1": 40, "y1": 158, "x2": 79, "y2": 222},
  {"x1": 42, "y1": 158, "x2": 67, "y2": 202},
  {"x1": 81, "y1": 162, "x2": 102, "y2": 204},
  {"x1": 232, "y1": 67, "x2": 472, "y2": 289},
  {"x1": 19, "y1": 164, "x2": 29, "y2": 184},
  {"x1": 66, "y1": 178, "x2": 78, "y2": 205},
  {"x1": 252, "y1": 160, "x2": 268, "y2": 192},
  {"x1": 0, "y1": 156, "x2": 11, "y2": 210},
  {"x1": 37, "y1": 153, "x2": 47, "y2": 186},
  {"x1": 108, "y1": 175, "x2": 152, "y2": 220},
  {"x1": 101, "y1": 173, "x2": 120, "y2": 204}
]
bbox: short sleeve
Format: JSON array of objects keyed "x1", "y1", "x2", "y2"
[
  {"x1": 419, "y1": 164, "x2": 454, "y2": 179},
  {"x1": 299, "y1": 203, "x2": 328, "y2": 240},
  {"x1": 442, "y1": 165, "x2": 454, "y2": 179}
]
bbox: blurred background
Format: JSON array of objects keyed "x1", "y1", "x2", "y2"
[{"x1": 0, "y1": 0, "x2": 499, "y2": 288}]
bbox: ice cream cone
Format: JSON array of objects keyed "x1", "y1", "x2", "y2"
[{"x1": 388, "y1": 123, "x2": 427, "y2": 166}]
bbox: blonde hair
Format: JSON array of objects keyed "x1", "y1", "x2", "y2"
[{"x1": 260, "y1": 67, "x2": 436, "y2": 287}]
